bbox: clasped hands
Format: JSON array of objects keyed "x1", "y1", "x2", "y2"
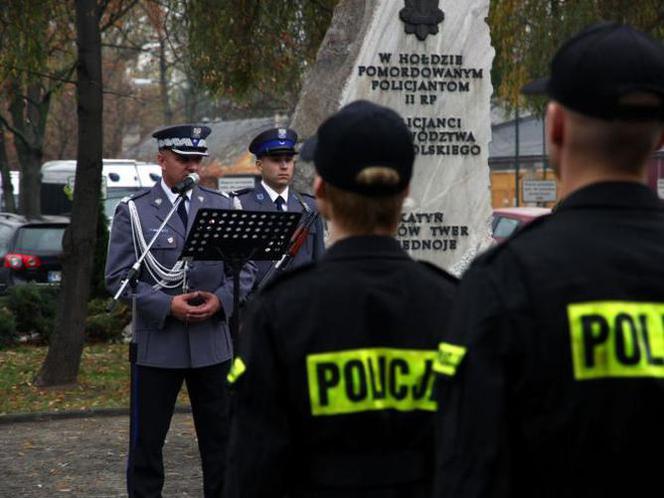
[{"x1": 171, "y1": 291, "x2": 221, "y2": 323}]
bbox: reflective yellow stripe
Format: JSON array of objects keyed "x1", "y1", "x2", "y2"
[
  {"x1": 227, "y1": 356, "x2": 247, "y2": 384},
  {"x1": 306, "y1": 348, "x2": 437, "y2": 416},
  {"x1": 433, "y1": 342, "x2": 467, "y2": 376},
  {"x1": 567, "y1": 301, "x2": 664, "y2": 380}
]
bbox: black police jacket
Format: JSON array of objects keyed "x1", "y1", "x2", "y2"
[
  {"x1": 226, "y1": 235, "x2": 457, "y2": 498},
  {"x1": 434, "y1": 181, "x2": 664, "y2": 498}
]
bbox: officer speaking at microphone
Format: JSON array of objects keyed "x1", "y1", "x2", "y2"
[
  {"x1": 225, "y1": 100, "x2": 457, "y2": 498},
  {"x1": 234, "y1": 127, "x2": 325, "y2": 288},
  {"x1": 433, "y1": 23, "x2": 664, "y2": 498},
  {"x1": 105, "y1": 124, "x2": 256, "y2": 498}
]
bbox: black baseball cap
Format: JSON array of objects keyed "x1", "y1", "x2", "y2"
[
  {"x1": 152, "y1": 124, "x2": 211, "y2": 156},
  {"x1": 301, "y1": 100, "x2": 414, "y2": 196},
  {"x1": 522, "y1": 22, "x2": 664, "y2": 121}
]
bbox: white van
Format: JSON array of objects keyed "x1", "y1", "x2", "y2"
[{"x1": 41, "y1": 159, "x2": 161, "y2": 220}]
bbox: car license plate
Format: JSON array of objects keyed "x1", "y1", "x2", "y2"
[{"x1": 48, "y1": 271, "x2": 62, "y2": 283}]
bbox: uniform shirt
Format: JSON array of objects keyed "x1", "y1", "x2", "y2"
[
  {"x1": 260, "y1": 181, "x2": 289, "y2": 211},
  {"x1": 227, "y1": 235, "x2": 457, "y2": 498},
  {"x1": 434, "y1": 181, "x2": 664, "y2": 498},
  {"x1": 160, "y1": 178, "x2": 192, "y2": 211}
]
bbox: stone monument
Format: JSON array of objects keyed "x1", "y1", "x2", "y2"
[{"x1": 292, "y1": 0, "x2": 494, "y2": 274}]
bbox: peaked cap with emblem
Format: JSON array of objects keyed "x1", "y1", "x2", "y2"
[
  {"x1": 152, "y1": 124, "x2": 211, "y2": 156},
  {"x1": 249, "y1": 127, "x2": 298, "y2": 157}
]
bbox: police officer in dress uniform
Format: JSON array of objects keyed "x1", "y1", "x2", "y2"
[
  {"x1": 105, "y1": 124, "x2": 256, "y2": 498},
  {"x1": 433, "y1": 23, "x2": 664, "y2": 498},
  {"x1": 225, "y1": 101, "x2": 457, "y2": 498},
  {"x1": 234, "y1": 127, "x2": 325, "y2": 288}
]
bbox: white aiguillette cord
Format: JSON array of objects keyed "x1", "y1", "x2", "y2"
[{"x1": 128, "y1": 200, "x2": 185, "y2": 290}]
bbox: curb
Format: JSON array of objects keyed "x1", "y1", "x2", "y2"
[{"x1": 0, "y1": 404, "x2": 192, "y2": 425}]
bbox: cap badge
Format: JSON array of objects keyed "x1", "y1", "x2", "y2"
[
  {"x1": 278, "y1": 128, "x2": 287, "y2": 139},
  {"x1": 193, "y1": 127, "x2": 202, "y2": 138}
]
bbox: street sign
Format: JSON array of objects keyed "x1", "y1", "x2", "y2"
[
  {"x1": 522, "y1": 180, "x2": 557, "y2": 203},
  {"x1": 218, "y1": 175, "x2": 257, "y2": 193}
]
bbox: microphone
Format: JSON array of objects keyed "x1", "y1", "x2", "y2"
[{"x1": 171, "y1": 173, "x2": 200, "y2": 194}]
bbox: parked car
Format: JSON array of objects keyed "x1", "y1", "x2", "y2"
[
  {"x1": 0, "y1": 213, "x2": 69, "y2": 294},
  {"x1": 492, "y1": 207, "x2": 551, "y2": 243}
]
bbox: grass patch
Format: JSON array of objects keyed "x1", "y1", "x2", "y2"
[{"x1": 0, "y1": 344, "x2": 190, "y2": 416}]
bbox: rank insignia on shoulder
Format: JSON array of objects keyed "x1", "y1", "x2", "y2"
[
  {"x1": 433, "y1": 342, "x2": 467, "y2": 377},
  {"x1": 230, "y1": 187, "x2": 252, "y2": 197},
  {"x1": 227, "y1": 356, "x2": 247, "y2": 384}
]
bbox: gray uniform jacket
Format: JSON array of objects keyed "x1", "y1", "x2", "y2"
[
  {"x1": 105, "y1": 184, "x2": 256, "y2": 369},
  {"x1": 235, "y1": 183, "x2": 325, "y2": 287}
]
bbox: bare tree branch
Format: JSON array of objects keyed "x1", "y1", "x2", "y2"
[
  {"x1": 100, "y1": 0, "x2": 139, "y2": 32},
  {"x1": 0, "y1": 112, "x2": 29, "y2": 149},
  {"x1": 101, "y1": 42, "x2": 151, "y2": 52}
]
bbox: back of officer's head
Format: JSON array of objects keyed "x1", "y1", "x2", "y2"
[
  {"x1": 302, "y1": 100, "x2": 414, "y2": 234},
  {"x1": 522, "y1": 22, "x2": 664, "y2": 173}
]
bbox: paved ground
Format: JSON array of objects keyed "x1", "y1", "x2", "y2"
[{"x1": 0, "y1": 412, "x2": 203, "y2": 497}]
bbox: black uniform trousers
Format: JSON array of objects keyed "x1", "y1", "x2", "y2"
[{"x1": 127, "y1": 361, "x2": 230, "y2": 498}]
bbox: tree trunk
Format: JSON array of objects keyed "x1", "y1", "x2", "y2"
[
  {"x1": 16, "y1": 147, "x2": 42, "y2": 218},
  {"x1": 8, "y1": 81, "x2": 48, "y2": 219},
  {"x1": 0, "y1": 130, "x2": 16, "y2": 213},
  {"x1": 35, "y1": 0, "x2": 103, "y2": 387},
  {"x1": 290, "y1": 0, "x2": 375, "y2": 193}
]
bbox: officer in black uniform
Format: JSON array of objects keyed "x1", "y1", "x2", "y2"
[
  {"x1": 234, "y1": 127, "x2": 325, "y2": 288},
  {"x1": 225, "y1": 100, "x2": 457, "y2": 498},
  {"x1": 433, "y1": 23, "x2": 664, "y2": 498},
  {"x1": 106, "y1": 124, "x2": 256, "y2": 498}
]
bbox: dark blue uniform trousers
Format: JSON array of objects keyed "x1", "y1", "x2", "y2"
[{"x1": 127, "y1": 361, "x2": 230, "y2": 498}]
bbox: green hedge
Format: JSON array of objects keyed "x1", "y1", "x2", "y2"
[
  {"x1": 5, "y1": 283, "x2": 58, "y2": 343},
  {"x1": 0, "y1": 284, "x2": 130, "y2": 347},
  {"x1": 85, "y1": 298, "x2": 131, "y2": 343},
  {"x1": 0, "y1": 305, "x2": 16, "y2": 348}
]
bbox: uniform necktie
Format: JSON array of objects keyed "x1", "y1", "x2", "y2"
[
  {"x1": 177, "y1": 197, "x2": 188, "y2": 227},
  {"x1": 275, "y1": 196, "x2": 285, "y2": 212}
]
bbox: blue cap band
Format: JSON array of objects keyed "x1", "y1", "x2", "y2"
[{"x1": 255, "y1": 139, "x2": 296, "y2": 156}]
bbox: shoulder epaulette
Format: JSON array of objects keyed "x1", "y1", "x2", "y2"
[
  {"x1": 475, "y1": 213, "x2": 554, "y2": 265},
  {"x1": 259, "y1": 262, "x2": 317, "y2": 293},
  {"x1": 123, "y1": 189, "x2": 150, "y2": 203},
  {"x1": 199, "y1": 185, "x2": 229, "y2": 198},
  {"x1": 297, "y1": 191, "x2": 315, "y2": 199},
  {"x1": 231, "y1": 187, "x2": 253, "y2": 197},
  {"x1": 417, "y1": 260, "x2": 459, "y2": 285}
]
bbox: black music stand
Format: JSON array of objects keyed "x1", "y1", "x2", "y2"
[{"x1": 179, "y1": 208, "x2": 302, "y2": 348}]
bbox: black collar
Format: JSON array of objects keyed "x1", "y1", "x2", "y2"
[
  {"x1": 323, "y1": 235, "x2": 410, "y2": 262},
  {"x1": 555, "y1": 181, "x2": 662, "y2": 212}
]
